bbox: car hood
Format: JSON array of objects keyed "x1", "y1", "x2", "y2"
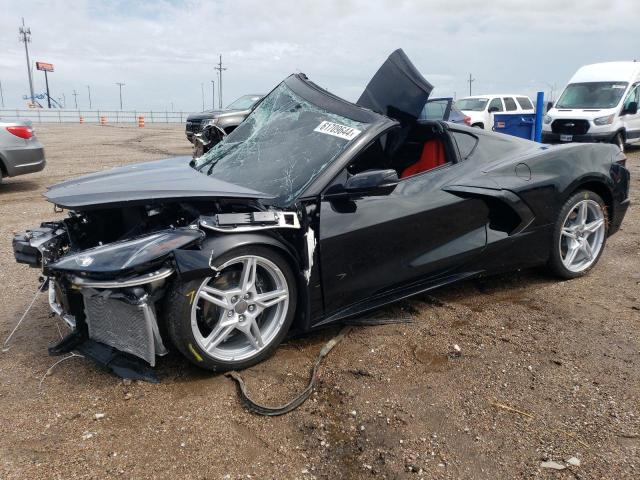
[
  {"x1": 187, "y1": 109, "x2": 241, "y2": 121},
  {"x1": 356, "y1": 49, "x2": 433, "y2": 124},
  {"x1": 45, "y1": 156, "x2": 273, "y2": 210}
]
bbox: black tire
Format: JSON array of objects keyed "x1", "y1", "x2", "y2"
[
  {"x1": 612, "y1": 132, "x2": 625, "y2": 153},
  {"x1": 547, "y1": 190, "x2": 608, "y2": 279},
  {"x1": 164, "y1": 245, "x2": 297, "y2": 372}
]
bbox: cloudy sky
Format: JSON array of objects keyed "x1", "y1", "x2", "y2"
[{"x1": 0, "y1": 0, "x2": 638, "y2": 112}]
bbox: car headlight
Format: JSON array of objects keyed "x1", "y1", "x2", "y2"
[
  {"x1": 543, "y1": 115, "x2": 552, "y2": 125},
  {"x1": 49, "y1": 228, "x2": 204, "y2": 274},
  {"x1": 593, "y1": 114, "x2": 615, "y2": 126}
]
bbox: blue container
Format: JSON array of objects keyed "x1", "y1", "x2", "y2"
[{"x1": 493, "y1": 113, "x2": 536, "y2": 140}]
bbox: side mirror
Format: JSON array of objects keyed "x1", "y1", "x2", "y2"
[
  {"x1": 327, "y1": 169, "x2": 399, "y2": 198},
  {"x1": 488, "y1": 106, "x2": 500, "y2": 113},
  {"x1": 623, "y1": 101, "x2": 638, "y2": 115}
]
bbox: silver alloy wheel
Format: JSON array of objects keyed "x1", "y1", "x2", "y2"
[
  {"x1": 190, "y1": 255, "x2": 289, "y2": 362},
  {"x1": 559, "y1": 199, "x2": 606, "y2": 273}
]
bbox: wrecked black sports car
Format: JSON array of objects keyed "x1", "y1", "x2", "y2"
[{"x1": 13, "y1": 50, "x2": 630, "y2": 376}]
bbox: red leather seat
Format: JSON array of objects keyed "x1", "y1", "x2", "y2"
[{"x1": 401, "y1": 139, "x2": 446, "y2": 178}]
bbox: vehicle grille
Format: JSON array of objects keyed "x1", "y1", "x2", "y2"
[
  {"x1": 82, "y1": 292, "x2": 156, "y2": 365},
  {"x1": 551, "y1": 119, "x2": 590, "y2": 135},
  {"x1": 186, "y1": 119, "x2": 202, "y2": 134}
]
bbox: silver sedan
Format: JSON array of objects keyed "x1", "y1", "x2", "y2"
[{"x1": 0, "y1": 120, "x2": 46, "y2": 182}]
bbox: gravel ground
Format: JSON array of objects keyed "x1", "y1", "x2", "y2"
[{"x1": 0, "y1": 124, "x2": 638, "y2": 479}]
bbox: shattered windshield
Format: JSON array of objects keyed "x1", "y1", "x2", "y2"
[{"x1": 194, "y1": 82, "x2": 369, "y2": 205}]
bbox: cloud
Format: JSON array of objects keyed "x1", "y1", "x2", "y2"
[{"x1": 0, "y1": 0, "x2": 638, "y2": 111}]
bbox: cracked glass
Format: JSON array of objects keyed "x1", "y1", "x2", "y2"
[{"x1": 194, "y1": 82, "x2": 369, "y2": 205}]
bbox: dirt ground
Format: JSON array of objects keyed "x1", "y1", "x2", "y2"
[{"x1": 0, "y1": 124, "x2": 638, "y2": 480}]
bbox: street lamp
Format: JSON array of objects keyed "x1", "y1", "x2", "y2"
[{"x1": 115, "y1": 82, "x2": 125, "y2": 110}]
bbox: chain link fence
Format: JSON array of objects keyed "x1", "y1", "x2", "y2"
[{"x1": 0, "y1": 109, "x2": 190, "y2": 124}]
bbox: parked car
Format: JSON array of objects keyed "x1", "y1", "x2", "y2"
[
  {"x1": 13, "y1": 50, "x2": 629, "y2": 378},
  {"x1": 185, "y1": 94, "x2": 264, "y2": 142},
  {"x1": 420, "y1": 97, "x2": 470, "y2": 125},
  {"x1": 542, "y1": 62, "x2": 640, "y2": 152},
  {"x1": 456, "y1": 94, "x2": 535, "y2": 130},
  {"x1": 0, "y1": 120, "x2": 45, "y2": 183}
]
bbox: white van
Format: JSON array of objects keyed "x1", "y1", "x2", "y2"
[
  {"x1": 455, "y1": 94, "x2": 535, "y2": 130},
  {"x1": 542, "y1": 61, "x2": 640, "y2": 152}
]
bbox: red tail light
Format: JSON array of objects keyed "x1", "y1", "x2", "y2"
[
  {"x1": 6, "y1": 125, "x2": 33, "y2": 140},
  {"x1": 464, "y1": 116, "x2": 471, "y2": 126}
]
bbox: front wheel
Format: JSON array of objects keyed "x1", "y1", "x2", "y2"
[
  {"x1": 547, "y1": 190, "x2": 608, "y2": 279},
  {"x1": 165, "y1": 246, "x2": 297, "y2": 371}
]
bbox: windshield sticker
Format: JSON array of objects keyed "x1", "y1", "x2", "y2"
[{"x1": 314, "y1": 121, "x2": 361, "y2": 141}]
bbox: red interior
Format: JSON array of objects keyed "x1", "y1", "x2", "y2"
[{"x1": 400, "y1": 139, "x2": 446, "y2": 178}]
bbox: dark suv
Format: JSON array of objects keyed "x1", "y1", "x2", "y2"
[{"x1": 185, "y1": 94, "x2": 263, "y2": 142}]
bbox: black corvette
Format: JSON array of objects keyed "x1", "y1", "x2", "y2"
[{"x1": 13, "y1": 50, "x2": 630, "y2": 376}]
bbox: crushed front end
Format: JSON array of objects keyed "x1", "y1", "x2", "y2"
[{"x1": 13, "y1": 212, "x2": 205, "y2": 379}]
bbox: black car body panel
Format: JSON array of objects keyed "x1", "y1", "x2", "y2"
[
  {"x1": 12, "y1": 50, "x2": 631, "y2": 376},
  {"x1": 45, "y1": 156, "x2": 273, "y2": 209},
  {"x1": 357, "y1": 48, "x2": 433, "y2": 122}
]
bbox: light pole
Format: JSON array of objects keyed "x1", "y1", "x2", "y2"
[
  {"x1": 72, "y1": 89, "x2": 79, "y2": 109},
  {"x1": 19, "y1": 18, "x2": 35, "y2": 105},
  {"x1": 87, "y1": 85, "x2": 92, "y2": 109},
  {"x1": 0, "y1": 80, "x2": 4, "y2": 108},
  {"x1": 200, "y1": 82, "x2": 205, "y2": 111},
  {"x1": 115, "y1": 82, "x2": 125, "y2": 110},
  {"x1": 211, "y1": 79, "x2": 215, "y2": 110},
  {"x1": 214, "y1": 55, "x2": 227, "y2": 109}
]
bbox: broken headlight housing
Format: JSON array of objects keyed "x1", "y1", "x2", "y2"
[{"x1": 48, "y1": 228, "x2": 204, "y2": 274}]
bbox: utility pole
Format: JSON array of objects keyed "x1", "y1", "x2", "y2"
[
  {"x1": 211, "y1": 79, "x2": 215, "y2": 110},
  {"x1": 72, "y1": 89, "x2": 79, "y2": 109},
  {"x1": 468, "y1": 73, "x2": 475, "y2": 96},
  {"x1": 115, "y1": 82, "x2": 125, "y2": 110},
  {"x1": 214, "y1": 54, "x2": 227, "y2": 109},
  {"x1": 19, "y1": 18, "x2": 35, "y2": 106},
  {"x1": 200, "y1": 82, "x2": 205, "y2": 111},
  {"x1": 62, "y1": 93, "x2": 66, "y2": 108},
  {"x1": 0, "y1": 80, "x2": 4, "y2": 108},
  {"x1": 87, "y1": 85, "x2": 92, "y2": 109}
]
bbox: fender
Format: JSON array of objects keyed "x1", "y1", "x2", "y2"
[
  {"x1": 172, "y1": 231, "x2": 313, "y2": 334},
  {"x1": 173, "y1": 232, "x2": 301, "y2": 281}
]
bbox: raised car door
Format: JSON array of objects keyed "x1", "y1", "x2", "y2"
[{"x1": 318, "y1": 156, "x2": 489, "y2": 316}]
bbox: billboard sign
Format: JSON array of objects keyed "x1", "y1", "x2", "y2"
[{"x1": 36, "y1": 62, "x2": 54, "y2": 72}]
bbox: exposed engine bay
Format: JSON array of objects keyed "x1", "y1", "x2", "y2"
[{"x1": 13, "y1": 199, "x2": 306, "y2": 378}]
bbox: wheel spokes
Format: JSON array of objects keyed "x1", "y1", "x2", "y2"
[
  {"x1": 199, "y1": 288, "x2": 230, "y2": 310},
  {"x1": 577, "y1": 201, "x2": 588, "y2": 225},
  {"x1": 564, "y1": 242, "x2": 580, "y2": 266},
  {"x1": 254, "y1": 289, "x2": 288, "y2": 309},
  {"x1": 562, "y1": 227, "x2": 577, "y2": 240},
  {"x1": 239, "y1": 257, "x2": 257, "y2": 292},
  {"x1": 204, "y1": 322, "x2": 236, "y2": 351},
  {"x1": 584, "y1": 218, "x2": 604, "y2": 234}
]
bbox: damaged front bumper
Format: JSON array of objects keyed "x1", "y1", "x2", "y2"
[{"x1": 13, "y1": 225, "x2": 203, "y2": 373}]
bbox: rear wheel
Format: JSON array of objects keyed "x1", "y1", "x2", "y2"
[
  {"x1": 165, "y1": 246, "x2": 297, "y2": 371},
  {"x1": 548, "y1": 190, "x2": 608, "y2": 279},
  {"x1": 612, "y1": 132, "x2": 625, "y2": 153}
]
